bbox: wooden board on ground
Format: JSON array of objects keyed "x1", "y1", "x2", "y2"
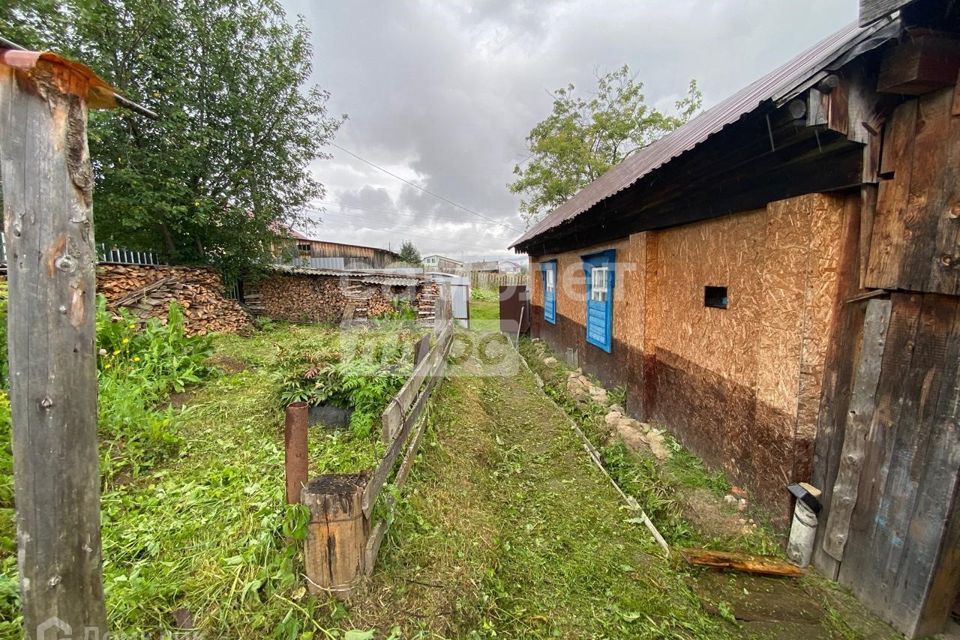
[{"x1": 679, "y1": 548, "x2": 803, "y2": 577}]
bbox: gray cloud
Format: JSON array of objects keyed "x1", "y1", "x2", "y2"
[{"x1": 282, "y1": 0, "x2": 858, "y2": 261}]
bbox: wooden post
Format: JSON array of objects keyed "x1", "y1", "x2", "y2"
[
  {"x1": 0, "y1": 57, "x2": 108, "y2": 633},
  {"x1": 302, "y1": 474, "x2": 368, "y2": 598},
  {"x1": 284, "y1": 402, "x2": 309, "y2": 504}
]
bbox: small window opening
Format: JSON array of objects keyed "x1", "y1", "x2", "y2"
[
  {"x1": 705, "y1": 286, "x2": 728, "y2": 309},
  {"x1": 545, "y1": 268, "x2": 555, "y2": 292},
  {"x1": 591, "y1": 266, "x2": 609, "y2": 302}
]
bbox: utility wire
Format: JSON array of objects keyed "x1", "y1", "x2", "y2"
[
  {"x1": 314, "y1": 201, "x2": 509, "y2": 227},
  {"x1": 327, "y1": 142, "x2": 520, "y2": 232}
]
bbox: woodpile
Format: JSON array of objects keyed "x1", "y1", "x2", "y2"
[
  {"x1": 250, "y1": 274, "x2": 428, "y2": 325},
  {"x1": 98, "y1": 265, "x2": 251, "y2": 336}
]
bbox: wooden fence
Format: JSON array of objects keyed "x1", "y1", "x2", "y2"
[
  {"x1": 470, "y1": 271, "x2": 526, "y2": 290},
  {"x1": 302, "y1": 286, "x2": 454, "y2": 594}
]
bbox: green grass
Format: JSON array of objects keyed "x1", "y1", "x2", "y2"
[
  {"x1": 332, "y1": 334, "x2": 738, "y2": 639},
  {"x1": 470, "y1": 299, "x2": 499, "y2": 323},
  {"x1": 0, "y1": 322, "x2": 423, "y2": 639}
]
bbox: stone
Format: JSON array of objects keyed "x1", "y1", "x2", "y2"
[
  {"x1": 587, "y1": 385, "x2": 608, "y2": 404},
  {"x1": 604, "y1": 410, "x2": 623, "y2": 427},
  {"x1": 738, "y1": 498, "x2": 748, "y2": 512},
  {"x1": 543, "y1": 356, "x2": 557, "y2": 366},
  {"x1": 609, "y1": 404, "x2": 625, "y2": 414},
  {"x1": 724, "y1": 494, "x2": 739, "y2": 506},
  {"x1": 644, "y1": 429, "x2": 671, "y2": 460}
]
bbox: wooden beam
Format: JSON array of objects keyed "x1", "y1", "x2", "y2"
[
  {"x1": 878, "y1": 30, "x2": 960, "y2": 95},
  {"x1": 822, "y1": 298, "x2": 891, "y2": 561},
  {"x1": 0, "y1": 60, "x2": 108, "y2": 633}
]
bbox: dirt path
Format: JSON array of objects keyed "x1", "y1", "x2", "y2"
[{"x1": 338, "y1": 337, "x2": 896, "y2": 639}]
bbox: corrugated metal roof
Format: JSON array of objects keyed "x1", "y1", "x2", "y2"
[
  {"x1": 270, "y1": 264, "x2": 423, "y2": 286},
  {"x1": 511, "y1": 17, "x2": 899, "y2": 250}
]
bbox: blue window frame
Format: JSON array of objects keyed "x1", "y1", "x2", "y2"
[
  {"x1": 541, "y1": 260, "x2": 557, "y2": 324},
  {"x1": 582, "y1": 250, "x2": 615, "y2": 353}
]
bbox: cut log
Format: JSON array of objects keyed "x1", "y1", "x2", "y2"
[
  {"x1": 679, "y1": 548, "x2": 804, "y2": 577},
  {"x1": 302, "y1": 474, "x2": 369, "y2": 598}
]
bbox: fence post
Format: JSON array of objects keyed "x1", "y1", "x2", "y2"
[
  {"x1": 284, "y1": 402, "x2": 309, "y2": 504},
  {"x1": 0, "y1": 55, "x2": 108, "y2": 633}
]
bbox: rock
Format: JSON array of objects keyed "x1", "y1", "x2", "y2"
[
  {"x1": 566, "y1": 374, "x2": 590, "y2": 400},
  {"x1": 644, "y1": 429, "x2": 670, "y2": 460},
  {"x1": 609, "y1": 404, "x2": 625, "y2": 414},
  {"x1": 738, "y1": 498, "x2": 748, "y2": 512},
  {"x1": 731, "y1": 485, "x2": 749, "y2": 498},
  {"x1": 724, "y1": 494, "x2": 739, "y2": 506},
  {"x1": 604, "y1": 410, "x2": 623, "y2": 427},
  {"x1": 543, "y1": 356, "x2": 557, "y2": 366},
  {"x1": 587, "y1": 385, "x2": 608, "y2": 404}
]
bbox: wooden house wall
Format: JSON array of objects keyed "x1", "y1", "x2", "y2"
[{"x1": 531, "y1": 192, "x2": 850, "y2": 516}]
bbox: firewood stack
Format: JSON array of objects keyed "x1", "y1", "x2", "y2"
[{"x1": 97, "y1": 265, "x2": 252, "y2": 336}]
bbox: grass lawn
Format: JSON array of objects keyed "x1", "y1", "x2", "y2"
[{"x1": 1, "y1": 320, "x2": 896, "y2": 639}]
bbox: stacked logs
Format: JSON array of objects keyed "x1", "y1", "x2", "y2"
[
  {"x1": 253, "y1": 275, "x2": 419, "y2": 324},
  {"x1": 97, "y1": 265, "x2": 251, "y2": 336}
]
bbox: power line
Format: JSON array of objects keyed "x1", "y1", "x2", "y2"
[
  {"x1": 312, "y1": 215, "x2": 510, "y2": 252},
  {"x1": 327, "y1": 142, "x2": 520, "y2": 232}
]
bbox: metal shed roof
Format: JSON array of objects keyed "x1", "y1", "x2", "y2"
[{"x1": 511, "y1": 17, "x2": 900, "y2": 250}]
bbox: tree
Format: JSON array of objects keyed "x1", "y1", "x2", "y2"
[
  {"x1": 509, "y1": 66, "x2": 701, "y2": 224},
  {"x1": 397, "y1": 241, "x2": 422, "y2": 266},
  {"x1": 2, "y1": 0, "x2": 344, "y2": 277}
]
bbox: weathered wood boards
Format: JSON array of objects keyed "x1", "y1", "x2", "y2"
[
  {"x1": 0, "y1": 59, "x2": 109, "y2": 632},
  {"x1": 866, "y1": 88, "x2": 960, "y2": 295},
  {"x1": 878, "y1": 30, "x2": 960, "y2": 95},
  {"x1": 822, "y1": 298, "x2": 892, "y2": 560},
  {"x1": 817, "y1": 293, "x2": 960, "y2": 637}
]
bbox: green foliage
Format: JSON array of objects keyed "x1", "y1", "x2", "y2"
[
  {"x1": 397, "y1": 240, "x2": 422, "y2": 266},
  {"x1": 0, "y1": 282, "x2": 7, "y2": 388},
  {"x1": 96, "y1": 297, "x2": 215, "y2": 478},
  {"x1": 509, "y1": 66, "x2": 702, "y2": 223},
  {"x1": 275, "y1": 327, "x2": 419, "y2": 439},
  {"x1": 4, "y1": 0, "x2": 344, "y2": 277}
]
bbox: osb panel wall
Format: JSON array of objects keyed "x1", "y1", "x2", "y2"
[
  {"x1": 257, "y1": 274, "x2": 418, "y2": 324},
  {"x1": 866, "y1": 85, "x2": 960, "y2": 295},
  {"x1": 528, "y1": 192, "x2": 851, "y2": 516}
]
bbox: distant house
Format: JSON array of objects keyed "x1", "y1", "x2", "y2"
[
  {"x1": 512, "y1": 2, "x2": 960, "y2": 637},
  {"x1": 422, "y1": 254, "x2": 463, "y2": 273},
  {"x1": 285, "y1": 231, "x2": 401, "y2": 269},
  {"x1": 498, "y1": 260, "x2": 524, "y2": 274}
]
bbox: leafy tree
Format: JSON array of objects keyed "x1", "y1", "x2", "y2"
[
  {"x1": 397, "y1": 241, "x2": 422, "y2": 266},
  {"x1": 2, "y1": 0, "x2": 344, "y2": 277},
  {"x1": 509, "y1": 66, "x2": 701, "y2": 224}
]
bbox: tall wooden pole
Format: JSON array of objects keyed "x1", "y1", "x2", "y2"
[{"x1": 0, "y1": 58, "x2": 108, "y2": 635}]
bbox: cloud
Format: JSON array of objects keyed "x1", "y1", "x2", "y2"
[{"x1": 282, "y1": 0, "x2": 858, "y2": 260}]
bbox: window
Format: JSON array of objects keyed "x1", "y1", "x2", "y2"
[
  {"x1": 296, "y1": 242, "x2": 311, "y2": 256},
  {"x1": 542, "y1": 261, "x2": 557, "y2": 324},
  {"x1": 582, "y1": 250, "x2": 615, "y2": 353},
  {"x1": 704, "y1": 285, "x2": 729, "y2": 309},
  {"x1": 590, "y1": 267, "x2": 609, "y2": 302}
]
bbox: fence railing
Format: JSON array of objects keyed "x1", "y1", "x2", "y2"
[{"x1": 0, "y1": 233, "x2": 162, "y2": 267}]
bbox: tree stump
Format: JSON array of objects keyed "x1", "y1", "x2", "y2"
[{"x1": 302, "y1": 474, "x2": 369, "y2": 598}]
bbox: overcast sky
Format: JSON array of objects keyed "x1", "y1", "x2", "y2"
[{"x1": 280, "y1": 0, "x2": 858, "y2": 262}]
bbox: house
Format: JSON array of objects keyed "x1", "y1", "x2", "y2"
[
  {"x1": 512, "y1": 2, "x2": 960, "y2": 637},
  {"x1": 285, "y1": 231, "x2": 401, "y2": 269},
  {"x1": 422, "y1": 254, "x2": 463, "y2": 273}
]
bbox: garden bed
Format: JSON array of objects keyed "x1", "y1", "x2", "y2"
[{"x1": 0, "y1": 300, "x2": 437, "y2": 638}]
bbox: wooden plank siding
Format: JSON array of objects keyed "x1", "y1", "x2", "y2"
[
  {"x1": 832, "y1": 293, "x2": 960, "y2": 637},
  {"x1": 866, "y1": 87, "x2": 960, "y2": 295}
]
